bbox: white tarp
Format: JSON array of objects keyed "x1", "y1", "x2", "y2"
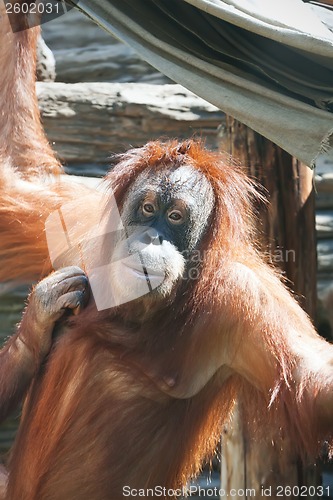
[{"x1": 71, "y1": 0, "x2": 333, "y2": 167}]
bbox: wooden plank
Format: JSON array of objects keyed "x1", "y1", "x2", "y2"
[{"x1": 219, "y1": 117, "x2": 318, "y2": 499}]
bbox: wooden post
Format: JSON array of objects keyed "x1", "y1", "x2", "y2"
[{"x1": 219, "y1": 117, "x2": 318, "y2": 499}]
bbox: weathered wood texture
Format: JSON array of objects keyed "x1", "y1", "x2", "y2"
[
  {"x1": 37, "y1": 82, "x2": 225, "y2": 169},
  {"x1": 219, "y1": 117, "x2": 318, "y2": 499},
  {"x1": 219, "y1": 117, "x2": 317, "y2": 314}
]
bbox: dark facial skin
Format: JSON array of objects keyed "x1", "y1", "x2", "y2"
[
  {"x1": 104, "y1": 165, "x2": 215, "y2": 304},
  {"x1": 121, "y1": 165, "x2": 215, "y2": 253}
]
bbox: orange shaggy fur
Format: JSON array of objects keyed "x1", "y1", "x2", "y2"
[
  {"x1": 1, "y1": 5, "x2": 333, "y2": 500},
  {"x1": 2, "y1": 141, "x2": 333, "y2": 500}
]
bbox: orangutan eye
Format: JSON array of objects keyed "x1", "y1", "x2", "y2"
[
  {"x1": 168, "y1": 210, "x2": 184, "y2": 224},
  {"x1": 142, "y1": 203, "x2": 156, "y2": 216}
]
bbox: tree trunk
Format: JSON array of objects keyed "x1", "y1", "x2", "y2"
[{"x1": 219, "y1": 116, "x2": 318, "y2": 499}]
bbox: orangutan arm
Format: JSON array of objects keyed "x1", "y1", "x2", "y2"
[{"x1": 0, "y1": 267, "x2": 89, "y2": 422}]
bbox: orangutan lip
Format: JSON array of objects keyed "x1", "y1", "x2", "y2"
[
  {"x1": 122, "y1": 262, "x2": 164, "y2": 279},
  {"x1": 122, "y1": 262, "x2": 146, "y2": 277}
]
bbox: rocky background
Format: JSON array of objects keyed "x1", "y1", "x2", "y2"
[
  {"x1": 39, "y1": 8, "x2": 224, "y2": 160},
  {"x1": 42, "y1": 7, "x2": 170, "y2": 84}
]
